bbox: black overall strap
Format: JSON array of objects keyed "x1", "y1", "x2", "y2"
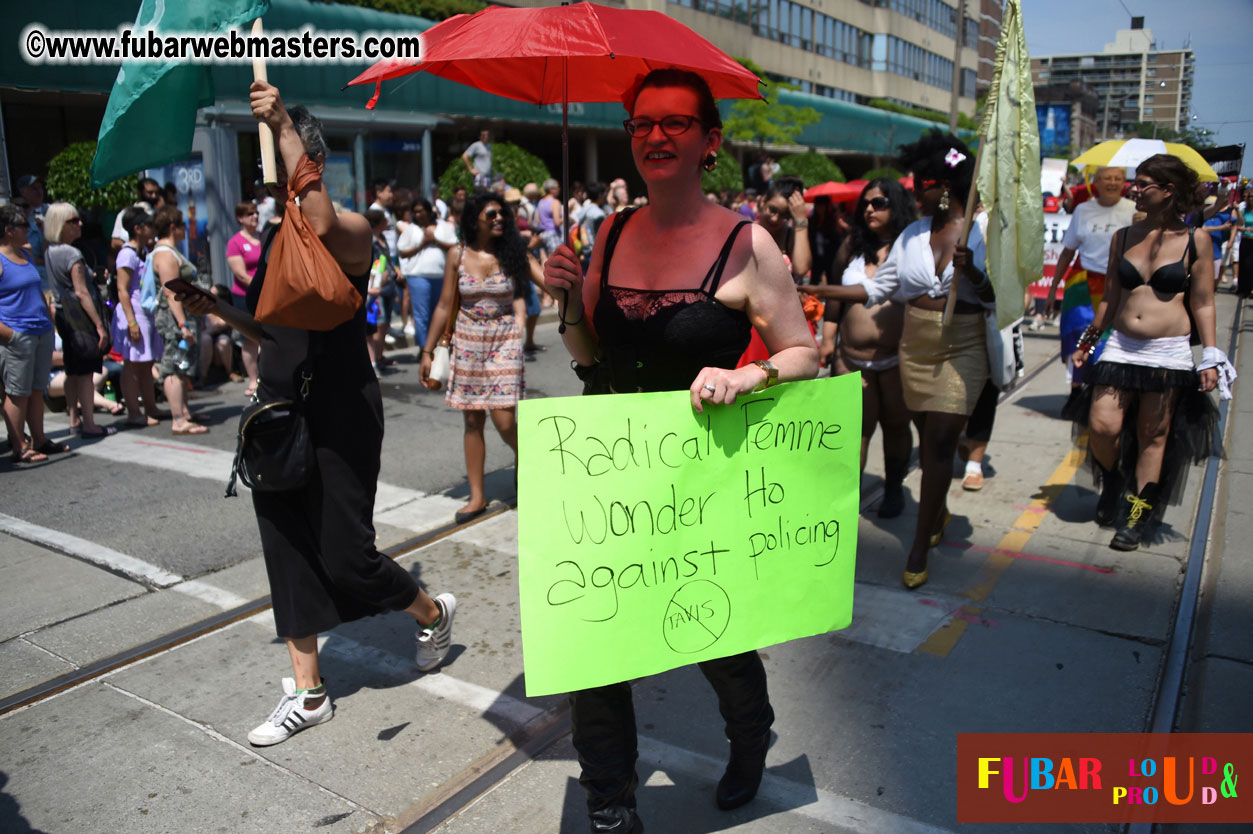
[{"x1": 700, "y1": 221, "x2": 751, "y2": 295}]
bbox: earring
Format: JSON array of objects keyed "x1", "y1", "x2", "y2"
[
  {"x1": 702, "y1": 152, "x2": 718, "y2": 172},
  {"x1": 938, "y1": 188, "x2": 951, "y2": 212}
]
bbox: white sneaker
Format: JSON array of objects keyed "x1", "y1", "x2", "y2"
[
  {"x1": 416, "y1": 593, "x2": 457, "y2": 672},
  {"x1": 403, "y1": 323, "x2": 416, "y2": 337},
  {"x1": 384, "y1": 332, "x2": 397, "y2": 347},
  {"x1": 247, "y1": 678, "x2": 333, "y2": 746}
]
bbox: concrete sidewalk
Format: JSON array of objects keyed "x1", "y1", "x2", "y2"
[{"x1": 1, "y1": 293, "x2": 1245, "y2": 834}]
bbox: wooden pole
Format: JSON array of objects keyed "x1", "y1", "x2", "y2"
[
  {"x1": 942, "y1": 138, "x2": 985, "y2": 325},
  {"x1": 252, "y1": 18, "x2": 277, "y2": 186}
]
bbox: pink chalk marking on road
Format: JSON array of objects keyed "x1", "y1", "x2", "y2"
[
  {"x1": 941, "y1": 541, "x2": 1116, "y2": 574},
  {"x1": 135, "y1": 439, "x2": 212, "y2": 454},
  {"x1": 918, "y1": 598, "x2": 1000, "y2": 627},
  {"x1": 1013, "y1": 505, "x2": 1050, "y2": 514}
]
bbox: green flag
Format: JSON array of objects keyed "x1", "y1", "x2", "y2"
[
  {"x1": 90, "y1": 0, "x2": 270, "y2": 187},
  {"x1": 976, "y1": 0, "x2": 1042, "y2": 331}
]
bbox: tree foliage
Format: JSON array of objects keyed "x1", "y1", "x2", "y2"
[
  {"x1": 862, "y1": 166, "x2": 904, "y2": 181},
  {"x1": 701, "y1": 156, "x2": 745, "y2": 194},
  {"x1": 437, "y1": 141, "x2": 552, "y2": 196},
  {"x1": 329, "y1": 0, "x2": 485, "y2": 23},
  {"x1": 1124, "y1": 121, "x2": 1216, "y2": 149},
  {"x1": 868, "y1": 98, "x2": 979, "y2": 132},
  {"x1": 777, "y1": 151, "x2": 844, "y2": 188},
  {"x1": 49, "y1": 142, "x2": 137, "y2": 212},
  {"x1": 722, "y1": 58, "x2": 820, "y2": 149}
]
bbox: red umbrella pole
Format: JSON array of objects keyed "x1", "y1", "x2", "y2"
[{"x1": 559, "y1": 55, "x2": 572, "y2": 333}]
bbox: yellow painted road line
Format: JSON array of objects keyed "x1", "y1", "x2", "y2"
[{"x1": 916, "y1": 440, "x2": 1089, "y2": 658}]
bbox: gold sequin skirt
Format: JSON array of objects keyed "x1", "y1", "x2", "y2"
[{"x1": 898, "y1": 306, "x2": 988, "y2": 415}]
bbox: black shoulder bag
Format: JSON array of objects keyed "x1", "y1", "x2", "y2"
[
  {"x1": 225, "y1": 224, "x2": 317, "y2": 497},
  {"x1": 224, "y1": 365, "x2": 314, "y2": 497}
]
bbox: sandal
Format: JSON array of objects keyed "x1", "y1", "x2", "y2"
[
  {"x1": 11, "y1": 447, "x2": 49, "y2": 464},
  {"x1": 34, "y1": 440, "x2": 72, "y2": 455},
  {"x1": 126, "y1": 416, "x2": 161, "y2": 428},
  {"x1": 79, "y1": 426, "x2": 119, "y2": 439},
  {"x1": 172, "y1": 423, "x2": 209, "y2": 435}
]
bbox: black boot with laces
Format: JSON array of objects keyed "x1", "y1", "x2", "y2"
[{"x1": 1110, "y1": 482, "x2": 1159, "y2": 551}]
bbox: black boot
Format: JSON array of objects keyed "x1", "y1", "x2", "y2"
[
  {"x1": 589, "y1": 806, "x2": 643, "y2": 833},
  {"x1": 716, "y1": 737, "x2": 769, "y2": 810},
  {"x1": 1110, "y1": 482, "x2": 1159, "y2": 551},
  {"x1": 877, "y1": 455, "x2": 909, "y2": 519},
  {"x1": 1094, "y1": 462, "x2": 1125, "y2": 527}
]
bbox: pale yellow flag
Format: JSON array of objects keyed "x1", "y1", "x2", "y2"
[{"x1": 977, "y1": 0, "x2": 1043, "y2": 330}]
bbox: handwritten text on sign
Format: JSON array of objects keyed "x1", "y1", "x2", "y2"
[{"x1": 517, "y1": 375, "x2": 861, "y2": 696}]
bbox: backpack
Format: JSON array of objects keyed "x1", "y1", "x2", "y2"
[{"x1": 134, "y1": 246, "x2": 159, "y2": 313}]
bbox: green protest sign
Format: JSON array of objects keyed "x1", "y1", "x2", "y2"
[{"x1": 517, "y1": 374, "x2": 861, "y2": 696}]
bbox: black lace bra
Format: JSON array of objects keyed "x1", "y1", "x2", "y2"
[{"x1": 592, "y1": 208, "x2": 752, "y2": 393}]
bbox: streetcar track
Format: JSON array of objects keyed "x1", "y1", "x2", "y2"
[
  {"x1": 0, "y1": 502, "x2": 512, "y2": 716},
  {"x1": 1125, "y1": 294, "x2": 1245, "y2": 834}
]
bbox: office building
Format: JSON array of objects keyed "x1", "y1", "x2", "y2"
[{"x1": 1030, "y1": 17, "x2": 1194, "y2": 142}]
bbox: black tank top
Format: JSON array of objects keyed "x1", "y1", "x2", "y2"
[
  {"x1": 592, "y1": 208, "x2": 752, "y2": 393},
  {"x1": 246, "y1": 222, "x2": 373, "y2": 400}
]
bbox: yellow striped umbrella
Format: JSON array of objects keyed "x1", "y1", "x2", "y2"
[{"x1": 1071, "y1": 138, "x2": 1218, "y2": 181}]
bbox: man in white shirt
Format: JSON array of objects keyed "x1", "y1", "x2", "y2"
[{"x1": 1045, "y1": 166, "x2": 1136, "y2": 391}]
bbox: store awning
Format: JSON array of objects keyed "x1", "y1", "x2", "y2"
[{"x1": 2, "y1": 0, "x2": 967, "y2": 147}]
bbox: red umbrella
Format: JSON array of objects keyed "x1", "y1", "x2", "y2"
[
  {"x1": 348, "y1": 2, "x2": 761, "y2": 329},
  {"x1": 803, "y1": 179, "x2": 868, "y2": 204},
  {"x1": 347, "y1": 3, "x2": 761, "y2": 108}
]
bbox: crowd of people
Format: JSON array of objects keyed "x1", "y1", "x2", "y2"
[{"x1": 1, "y1": 64, "x2": 1243, "y2": 834}]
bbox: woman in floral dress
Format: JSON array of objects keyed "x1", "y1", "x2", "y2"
[{"x1": 420, "y1": 191, "x2": 545, "y2": 523}]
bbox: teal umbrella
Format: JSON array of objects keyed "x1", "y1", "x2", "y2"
[{"x1": 90, "y1": 0, "x2": 270, "y2": 187}]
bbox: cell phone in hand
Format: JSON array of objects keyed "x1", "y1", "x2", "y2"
[{"x1": 164, "y1": 278, "x2": 216, "y2": 303}]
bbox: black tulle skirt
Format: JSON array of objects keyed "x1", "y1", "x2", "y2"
[{"x1": 1071, "y1": 360, "x2": 1220, "y2": 506}]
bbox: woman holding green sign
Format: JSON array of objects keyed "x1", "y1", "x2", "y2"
[{"x1": 543, "y1": 69, "x2": 819, "y2": 834}]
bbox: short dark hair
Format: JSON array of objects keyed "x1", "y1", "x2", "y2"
[
  {"x1": 766, "y1": 176, "x2": 804, "y2": 202},
  {"x1": 153, "y1": 205, "x2": 184, "y2": 237},
  {"x1": 1137, "y1": 153, "x2": 1202, "y2": 217},
  {"x1": 364, "y1": 208, "x2": 387, "y2": 229},
  {"x1": 587, "y1": 182, "x2": 607, "y2": 203},
  {"x1": 235, "y1": 201, "x2": 257, "y2": 219},
  {"x1": 138, "y1": 177, "x2": 161, "y2": 196},
  {"x1": 0, "y1": 203, "x2": 26, "y2": 234},
  {"x1": 287, "y1": 105, "x2": 329, "y2": 161},
  {"x1": 372, "y1": 178, "x2": 392, "y2": 192},
  {"x1": 412, "y1": 198, "x2": 434, "y2": 216},
  {"x1": 627, "y1": 68, "x2": 722, "y2": 131},
  {"x1": 121, "y1": 205, "x2": 154, "y2": 238}
]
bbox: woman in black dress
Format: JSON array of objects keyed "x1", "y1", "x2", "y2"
[
  {"x1": 179, "y1": 81, "x2": 456, "y2": 747},
  {"x1": 543, "y1": 69, "x2": 819, "y2": 834}
]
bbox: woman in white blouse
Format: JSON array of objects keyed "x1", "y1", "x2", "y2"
[{"x1": 818, "y1": 132, "x2": 993, "y2": 590}]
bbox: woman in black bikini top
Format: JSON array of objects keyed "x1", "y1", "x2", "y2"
[
  {"x1": 1114, "y1": 226, "x2": 1194, "y2": 295},
  {"x1": 542, "y1": 68, "x2": 817, "y2": 834},
  {"x1": 1072, "y1": 154, "x2": 1221, "y2": 553}
]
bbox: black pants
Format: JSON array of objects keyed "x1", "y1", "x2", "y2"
[
  {"x1": 964, "y1": 380, "x2": 999, "y2": 444},
  {"x1": 568, "y1": 650, "x2": 774, "y2": 814},
  {"x1": 1239, "y1": 238, "x2": 1253, "y2": 297}
]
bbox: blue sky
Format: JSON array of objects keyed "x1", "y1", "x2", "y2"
[{"x1": 1020, "y1": 0, "x2": 1253, "y2": 174}]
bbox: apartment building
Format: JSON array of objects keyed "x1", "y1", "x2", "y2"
[
  {"x1": 1031, "y1": 17, "x2": 1194, "y2": 141},
  {"x1": 506, "y1": 0, "x2": 996, "y2": 120}
]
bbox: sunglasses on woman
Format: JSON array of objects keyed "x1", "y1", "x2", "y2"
[
  {"x1": 622, "y1": 114, "x2": 704, "y2": 138},
  {"x1": 865, "y1": 196, "x2": 891, "y2": 211},
  {"x1": 482, "y1": 208, "x2": 501, "y2": 221}
]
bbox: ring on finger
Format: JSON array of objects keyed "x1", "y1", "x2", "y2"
[{"x1": 702, "y1": 383, "x2": 716, "y2": 393}]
